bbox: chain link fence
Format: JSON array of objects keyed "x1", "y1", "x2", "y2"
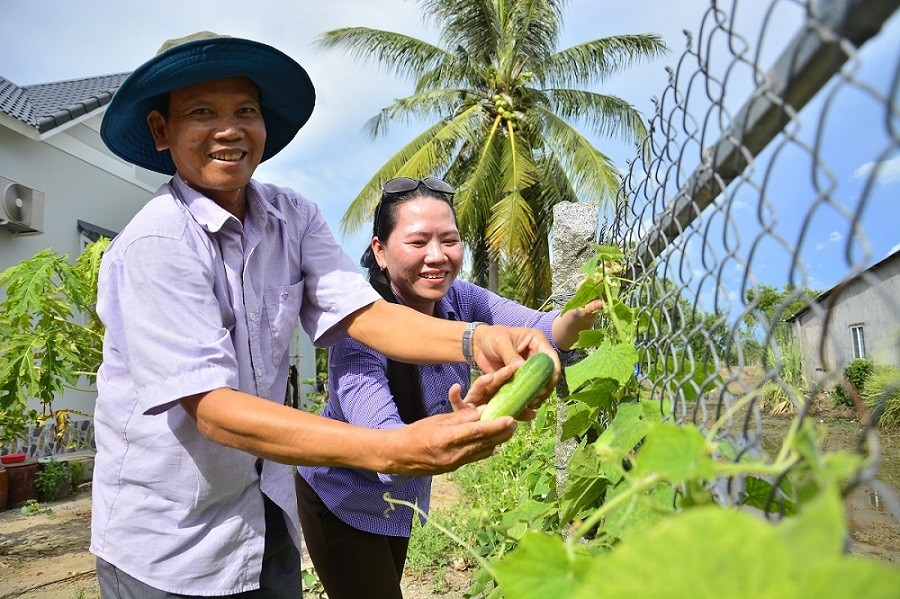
[{"x1": 607, "y1": 0, "x2": 899, "y2": 525}]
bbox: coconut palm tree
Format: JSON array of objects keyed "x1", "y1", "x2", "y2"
[{"x1": 319, "y1": 0, "x2": 666, "y2": 305}]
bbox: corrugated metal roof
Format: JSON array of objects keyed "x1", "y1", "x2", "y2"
[{"x1": 0, "y1": 73, "x2": 129, "y2": 133}]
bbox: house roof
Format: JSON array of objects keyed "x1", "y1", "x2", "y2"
[
  {"x1": 0, "y1": 73, "x2": 129, "y2": 134},
  {"x1": 787, "y1": 248, "x2": 900, "y2": 322}
]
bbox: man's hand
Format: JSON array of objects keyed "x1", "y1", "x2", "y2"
[{"x1": 382, "y1": 408, "x2": 517, "y2": 476}]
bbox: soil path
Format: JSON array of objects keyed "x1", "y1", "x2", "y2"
[
  {"x1": 1, "y1": 421, "x2": 898, "y2": 598},
  {"x1": 0, "y1": 476, "x2": 467, "y2": 599}
]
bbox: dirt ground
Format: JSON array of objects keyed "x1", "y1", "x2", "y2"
[
  {"x1": 1, "y1": 417, "x2": 898, "y2": 599},
  {"x1": 0, "y1": 476, "x2": 469, "y2": 599}
]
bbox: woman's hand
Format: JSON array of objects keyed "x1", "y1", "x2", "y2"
[{"x1": 382, "y1": 409, "x2": 517, "y2": 475}]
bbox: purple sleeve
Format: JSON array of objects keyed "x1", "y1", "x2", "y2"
[{"x1": 454, "y1": 282, "x2": 566, "y2": 353}]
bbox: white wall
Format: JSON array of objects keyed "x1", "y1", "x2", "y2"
[
  {"x1": 1, "y1": 114, "x2": 320, "y2": 421},
  {"x1": 794, "y1": 254, "x2": 900, "y2": 384}
]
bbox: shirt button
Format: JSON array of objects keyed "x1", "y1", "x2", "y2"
[
  {"x1": 255, "y1": 368, "x2": 263, "y2": 377},
  {"x1": 249, "y1": 312, "x2": 257, "y2": 322}
]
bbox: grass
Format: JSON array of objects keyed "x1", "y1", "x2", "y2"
[{"x1": 407, "y1": 402, "x2": 556, "y2": 579}]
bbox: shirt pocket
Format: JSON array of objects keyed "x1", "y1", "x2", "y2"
[{"x1": 263, "y1": 280, "x2": 304, "y2": 365}]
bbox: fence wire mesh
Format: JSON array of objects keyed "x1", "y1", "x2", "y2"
[{"x1": 611, "y1": 0, "x2": 900, "y2": 524}]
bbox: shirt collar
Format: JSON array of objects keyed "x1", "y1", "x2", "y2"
[{"x1": 172, "y1": 175, "x2": 286, "y2": 234}]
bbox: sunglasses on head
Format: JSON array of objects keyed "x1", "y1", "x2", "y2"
[{"x1": 381, "y1": 176, "x2": 456, "y2": 196}]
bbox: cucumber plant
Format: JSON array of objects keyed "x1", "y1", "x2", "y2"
[{"x1": 391, "y1": 244, "x2": 900, "y2": 598}]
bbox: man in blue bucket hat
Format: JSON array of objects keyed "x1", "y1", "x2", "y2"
[{"x1": 92, "y1": 32, "x2": 559, "y2": 597}]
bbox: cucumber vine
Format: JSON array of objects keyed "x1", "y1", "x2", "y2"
[{"x1": 392, "y1": 244, "x2": 900, "y2": 598}]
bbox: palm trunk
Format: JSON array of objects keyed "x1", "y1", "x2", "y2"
[{"x1": 488, "y1": 254, "x2": 500, "y2": 293}]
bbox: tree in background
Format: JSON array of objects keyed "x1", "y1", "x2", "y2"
[
  {"x1": 743, "y1": 283, "x2": 820, "y2": 365},
  {"x1": 0, "y1": 240, "x2": 108, "y2": 449},
  {"x1": 318, "y1": 0, "x2": 665, "y2": 305}
]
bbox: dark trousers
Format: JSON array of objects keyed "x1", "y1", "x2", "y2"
[
  {"x1": 97, "y1": 494, "x2": 302, "y2": 598},
  {"x1": 296, "y1": 475, "x2": 410, "y2": 599}
]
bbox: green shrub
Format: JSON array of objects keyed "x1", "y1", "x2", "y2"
[
  {"x1": 860, "y1": 365, "x2": 900, "y2": 428},
  {"x1": 833, "y1": 358, "x2": 874, "y2": 407},
  {"x1": 35, "y1": 458, "x2": 72, "y2": 502}
]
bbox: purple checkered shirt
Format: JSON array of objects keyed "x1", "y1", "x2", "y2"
[{"x1": 299, "y1": 280, "x2": 561, "y2": 537}]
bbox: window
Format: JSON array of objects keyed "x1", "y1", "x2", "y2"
[{"x1": 850, "y1": 325, "x2": 866, "y2": 360}]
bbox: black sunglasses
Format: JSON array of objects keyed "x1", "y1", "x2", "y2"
[{"x1": 381, "y1": 177, "x2": 456, "y2": 196}]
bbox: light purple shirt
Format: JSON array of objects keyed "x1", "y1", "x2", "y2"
[
  {"x1": 299, "y1": 280, "x2": 562, "y2": 537},
  {"x1": 90, "y1": 175, "x2": 380, "y2": 595}
]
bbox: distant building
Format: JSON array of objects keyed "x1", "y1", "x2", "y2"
[{"x1": 787, "y1": 249, "x2": 900, "y2": 384}]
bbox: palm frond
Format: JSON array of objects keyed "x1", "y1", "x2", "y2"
[
  {"x1": 486, "y1": 189, "x2": 535, "y2": 256},
  {"x1": 547, "y1": 88, "x2": 648, "y2": 145},
  {"x1": 417, "y1": 0, "x2": 501, "y2": 60},
  {"x1": 340, "y1": 121, "x2": 447, "y2": 235},
  {"x1": 545, "y1": 34, "x2": 667, "y2": 87},
  {"x1": 454, "y1": 118, "x2": 505, "y2": 239},
  {"x1": 362, "y1": 88, "x2": 477, "y2": 138},
  {"x1": 536, "y1": 106, "x2": 622, "y2": 209},
  {"x1": 314, "y1": 27, "x2": 450, "y2": 79}
]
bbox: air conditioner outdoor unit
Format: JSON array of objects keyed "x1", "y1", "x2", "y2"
[{"x1": 0, "y1": 176, "x2": 45, "y2": 234}]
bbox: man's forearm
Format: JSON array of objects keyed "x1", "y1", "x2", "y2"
[
  {"x1": 182, "y1": 388, "x2": 395, "y2": 471},
  {"x1": 344, "y1": 300, "x2": 467, "y2": 364}
]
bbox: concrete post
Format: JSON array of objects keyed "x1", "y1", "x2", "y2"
[{"x1": 550, "y1": 202, "x2": 599, "y2": 499}]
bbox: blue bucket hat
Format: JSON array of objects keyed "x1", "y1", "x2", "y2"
[{"x1": 101, "y1": 32, "x2": 316, "y2": 175}]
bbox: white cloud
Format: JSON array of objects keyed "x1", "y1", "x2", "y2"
[
  {"x1": 853, "y1": 155, "x2": 900, "y2": 184},
  {"x1": 816, "y1": 230, "x2": 844, "y2": 251}
]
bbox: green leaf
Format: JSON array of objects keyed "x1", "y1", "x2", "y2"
[
  {"x1": 573, "y1": 507, "x2": 794, "y2": 599},
  {"x1": 775, "y1": 485, "x2": 845, "y2": 564},
  {"x1": 561, "y1": 445, "x2": 611, "y2": 523},
  {"x1": 595, "y1": 401, "x2": 642, "y2": 449},
  {"x1": 742, "y1": 476, "x2": 796, "y2": 516},
  {"x1": 632, "y1": 423, "x2": 716, "y2": 483},
  {"x1": 572, "y1": 328, "x2": 606, "y2": 349},
  {"x1": 561, "y1": 403, "x2": 596, "y2": 440},
  {"x1": 600, "y1": 482, "x2": 675, "y2": 542},
  {"x1": 799, "y1": 559, "x2": 900, "y2": 598},
  {"x1": 492, "y1": 532, "x2": 593, "y2": 599},
  {"x1": 566, "y1": 378, "x2": 619, "y2": 409},
  {"x1": 565, "y1": 341, "x2": 637, "y2": 391}
]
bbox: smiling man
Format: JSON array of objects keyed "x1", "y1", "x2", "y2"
[{"x1": 92, "y1": 32, "x2": 559, "y2": 598}]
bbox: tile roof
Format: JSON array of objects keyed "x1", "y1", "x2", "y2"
[{"x1": 0, "y1": 73, "x2": 129, "y2": 134}]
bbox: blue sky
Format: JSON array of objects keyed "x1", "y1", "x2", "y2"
[{"x1": 3, "y1": 0, "x2": 897, "y2": 306}]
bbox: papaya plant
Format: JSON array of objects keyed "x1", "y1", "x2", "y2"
[{"x1": 0, "y1": 238, "x2": 109, "y2": 446}]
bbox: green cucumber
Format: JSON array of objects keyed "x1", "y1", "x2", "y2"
[{"x1": 480, "y1": 353, "x2": 555, "y2": 420}]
